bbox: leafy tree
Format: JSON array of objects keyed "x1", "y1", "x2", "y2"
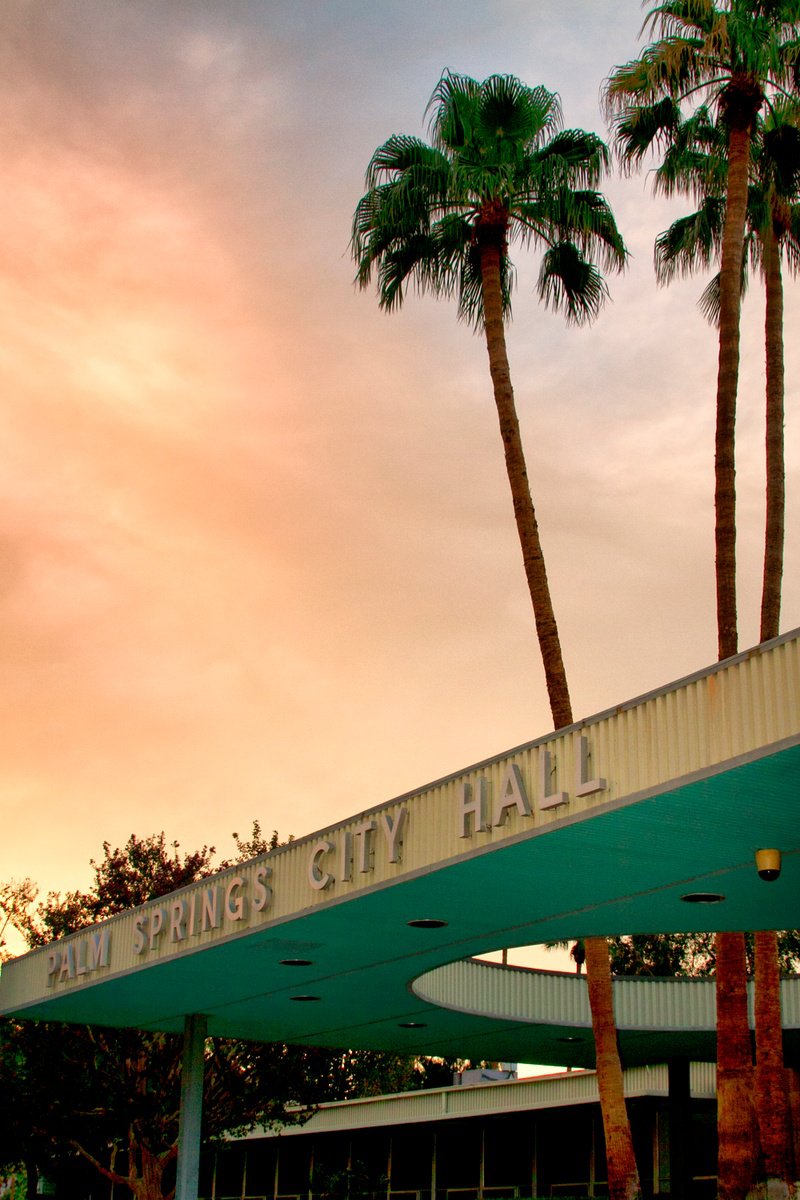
[
  {"x1": 607, "y1": 931, "x2": 800, "y2": 977},
  {"x1": 353, "y1": 70, "x2": 636, "y2": 1200},
  {"x1": 0, "y1": 832, "x2": 454, "y2": 1200},
  {"x1": 229, "y1": 820, "x2": 289, "y2": 860},
  {"x1": 0, "y1": 878, "x2": 37, "y2": 963},
  {"x1": 608, "y1": 932, "x2": 715, "y2": 976},
  {"x1": 18, "y1": 834, "x2": 216, "y2": 949}
]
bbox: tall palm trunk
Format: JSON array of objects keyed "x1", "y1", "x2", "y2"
[
  {"x1": 584, "y1": 936, "x2": 642, "y2": 1200},
  {"x1": 478, "y1": 235, "x2": 572, "y2": 730},
  {"x1": 754, "y1": 225, "x2": 793, "y2": 1194},
  {"x1": 760, "y1": 218, "x2": 785, "y2": 642},
  {"x1": 713, "y1": 100, "x2": 763, "y2": 1200},
  {"x1": 714, "y1": 117, "x2": 751, "y2": 663},
  {"x1": 716, "y1": 931, "x2": 759, "y2": 1200},
  {"x1": 755, "y1": 928, "x2": 795, "y2": 1188},
  {"x1": 479, "y1": 235, "x2": 641, "y2": 1200}
]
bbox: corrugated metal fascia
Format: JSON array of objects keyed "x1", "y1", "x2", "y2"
[
  {"x1": 415, "y1": 959, "x2": 592, "y2": 1025},
  {"x1": 240, "y1": 1064, "x2": 714, "y2": 1141},
  {"x1": 690, "y1": 1062, "x2": 716, "y2": 1097},
  {"x1": 419, "y1": 960, "x2": 800, "y2": 1036},
  {"x1": 614, "y1": 975, "x2": 715, "y2": 1030}
]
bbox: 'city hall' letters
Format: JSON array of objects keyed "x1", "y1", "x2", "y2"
[
  {"x1": 457, "y1": 736, "x2": 606, "y2": 838},
  {"x1": 43, "y1": 735, "x2": 606, "y2": 988}
]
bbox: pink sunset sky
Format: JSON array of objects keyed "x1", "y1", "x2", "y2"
[{"x1": 0, "y1": 0, "x2": 797, "y2": 930}]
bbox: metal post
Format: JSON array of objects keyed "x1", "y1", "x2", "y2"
[
  {"x1": 176, "y1": 1013, "x2": 208, "y2": 1200},
  {"x1": 667, "y1": 1058, "x2": 691, "y2": 1200}
]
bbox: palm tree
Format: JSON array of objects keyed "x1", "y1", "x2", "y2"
[
  {"x1": 607, "y1": 12, "x2": 800, "y2": 1195},
  {"x1": 650, "y1": 101, "x2": 800, "y2": 646},
  {"x1": 606, "y1": 0, "x2": 800, "y2": 662},
  {"x1": 353, "y1": 72, "x2": 625, "y2": 731},
  {"x1": 752, "y1": 104, "x2": 800, "y2": 642},
  {"x1": 650, "y1": 103, "x2": 800, "y2": 1192},
  {"x1": 352, "y1": 72, "x2": 637, "y2": 1200}
]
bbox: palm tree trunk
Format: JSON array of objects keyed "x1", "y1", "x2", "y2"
[
  {"x1": 714, "y1": 120, "x2": 751, "y2": 662},
  {"x1": 479, "y1": 239, "x2": 640, "y2": 1200},
  {"x1": 714, "y1": 114, "x2": 763, "y2": 1200},
  {"x1": 760, "y1": 220, "x2": 785, "y2": 642},
  {"x1": 754, "y1": 929, "x2": 794, "y2": 1188},
  {"x1": 790, "y1": 1068, "x2": 800, "y2": 1175},
  {"x1": 584, "y1": 936, "x2": 642, "y2": 1200},
  {"x1": 754, "y1": 224, "x2": 792, "y2": 1195},
  {"x1": 716, "y1": 931, "x2": 759, "y2": 1200},
  {"x1": 478, "y1": 238, "x2": 572, "y2": 731}
]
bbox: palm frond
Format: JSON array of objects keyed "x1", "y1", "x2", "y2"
[
  {"x1": 613, "y1": 96, "x2": 683, "y2": 166},
  {"x1": 365, "y1": 135, "x2": 452, "y2": 195},
  {"x1": 782, "y1": 201, "x2": 800, "y2": 270},
  {"x1": 516, "y1": 189, "x2": 626, "y2": 272},
  {"x1": 454, "y1": 243, "x2": 514, "y2": 329},
  {"x1": 654, "y1": 196, "x2": 726, "y2": 281},
  {"x1": 644, "y1": 0, "x2": 719, "y2": 41},
  {"x1": 529, "y1": 129, "x2": 610, "y2": 187},
  {"x1": 476, "y1": 75, "x2": 561, "y2": 146},
  {"x1": 427, "y1": 71, "x2": 482, "y2": 151},
  {"x1": 695, "y1": 231, "x2": 753, "y2": 326},
  {"x1": 762, "y1": 118, "x2": 800, "y2": 193},
  {"x1": 374, "y1": 233, "x2": 455, "y2": 312},
  {"x1": 354, "y1": 70, "x2": 626, "y2": 332},
  {"x1": 537, "y1": 241, "x2": 610, "y2": 324},
  {"x1": 698, "y1": 268, "x2": 722, "y2": 322}
]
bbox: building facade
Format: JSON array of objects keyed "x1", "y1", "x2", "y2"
[{"x1": 200, "y1": 1066, "x2": 718, "y2": 1200}]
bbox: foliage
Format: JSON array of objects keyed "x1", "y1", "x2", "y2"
[
  {"x1": 606, "y1": 0, "x2": 800, "y2": 664},
  {"x1": 352, "y1": 70, "x2": 625, "y2": 736},
  {"x1": 650, "y1": 100, "x2": 800, "y2": 321},
  {"x1": 607, "y1": 933, "x2": 716, "y2": 976},
  {"x1": 353, "y1": 70, "x2": 625, "y2": 331},
  {"x1": 0, "y1": 830, "x2": 456, "y2": 1200},
  {"x1": 0, "y1": 879, "x2": 37, "y2": 963},
  {"x1": 18, "y1": 833, "x2": 217, "y2": 948},
  {"x1": 229, "y1": 820, "x2": 291, "y2": 860},
  {"x1": 605, "y1": 931, "x2": 800, "y2": 976}
]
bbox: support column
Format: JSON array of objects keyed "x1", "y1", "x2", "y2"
[
  {"x1": 176, "y1": 1013, "x2": 208, "y2": 1200},
  {"x1": 668, "y1": 1058, "x2": 691, "y2": 1200}
]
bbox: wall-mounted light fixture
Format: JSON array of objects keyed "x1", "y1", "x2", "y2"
[{"x1": 755, "y1": 848, "x2": 781, "y2": 882}]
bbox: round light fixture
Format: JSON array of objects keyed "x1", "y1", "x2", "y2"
[
  {"x1": 398, "y1": 1021, "x2": 427, "y2": 1028},
  {"x1": 280, "y1": 958, "x2": 313, "y2": 967},
  {"x1": 557, "y1": 1036, "x2": 583, "y2": 1044},
  {"x1": 290, "y1": 994, "x2": 321, "y2": 1002},
  {"x1": 407, "y1": 918, "x2": 448, "y2": 929},
  {"x1": 680, "y1": 892, "x2": 726, "y2": 904}
]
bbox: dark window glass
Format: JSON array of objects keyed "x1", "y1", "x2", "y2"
[
  {"x1": 216, "y1": 1146, "x2": 245, "y2": 1198},
  {"x1": 278, "y1": 1138, "x2": 311, "y2": 1195},
  {"x1": 436, "y1": 1122, "x2": 481, "y2": 1191},
  {"x1": 391, "y1": 1126, "x2": 434, "y2": 1191},
  {"x1": 246, "y1": 1141, "x2": 279, "y2": 1196}
]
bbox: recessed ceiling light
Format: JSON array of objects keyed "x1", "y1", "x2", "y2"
[
  {"x1": 407, "y1": 918, "x2": 448, "y2": 929},
  {"x1": 280, "y1": 958, "x2": 313, "y2": 967},
  {"x1": 680, "y1": 892, "x2": 726, "y2": 904},
  {"x1": 398, "y1": 1021, "x2": 427, "y2": 1028},
  {"x1": 557, "y1": 1036, "x2": 583, "y2": 1044},
  {"x1": 290, "y1": 994, "x2": 321, "y2": 1002}
]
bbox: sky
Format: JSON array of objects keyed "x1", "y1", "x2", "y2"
[{"x1": 0, "y1": 0, "x2": 797, "y2": 947}]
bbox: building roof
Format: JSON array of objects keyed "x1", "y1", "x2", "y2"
[
  {"x1": 1, "y1": 630, "x2": 798, "y2": 1067},
  {"x1": 240, "y1": 1063, "x2": 720, "y2": 1140}
]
